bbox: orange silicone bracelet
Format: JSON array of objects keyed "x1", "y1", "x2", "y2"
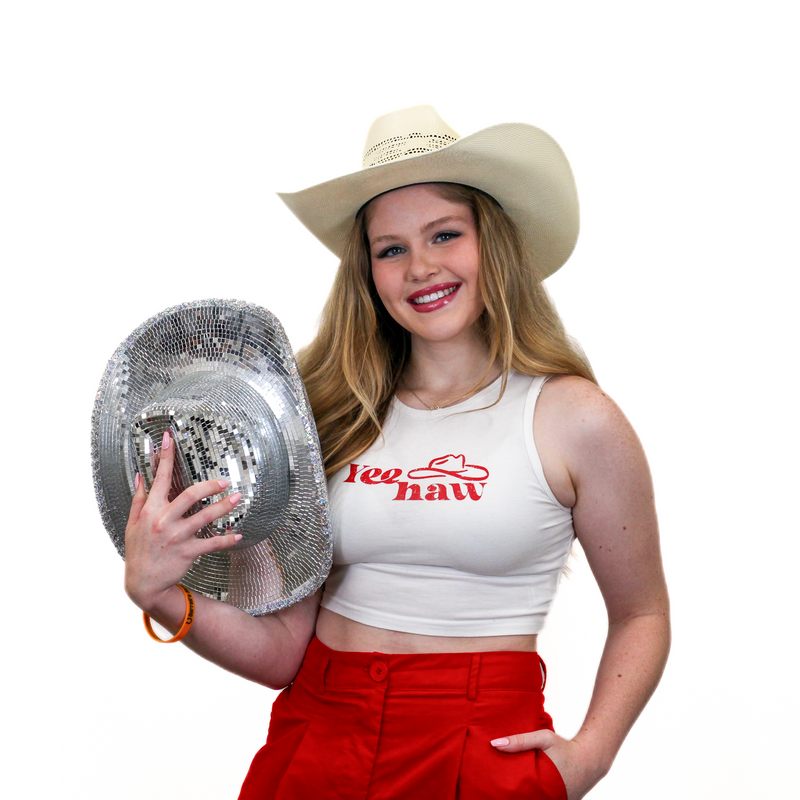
[{"x1": 143, "y1": 584, "x2": 195, "y2": 643}]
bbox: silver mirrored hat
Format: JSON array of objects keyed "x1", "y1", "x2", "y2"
[{"x1": 91, "y1": 299, "x2": 331, "y2": 615}]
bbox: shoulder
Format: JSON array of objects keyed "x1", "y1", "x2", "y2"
[
  {"x1": 541, "y1": 374, "x2": 624, "y2": 424},
  {"x1": 535, "y1": 374, "x2": 649, "y2": 505},
  {"x1": 540, "y1": 374, "x2": 640, "y2": 457}
]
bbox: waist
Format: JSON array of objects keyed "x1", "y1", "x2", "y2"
[
  {"x1": 302, "y1": 634, "x2": 547, "y2": 694},
  {"x1": 316, "y1": 607, "x2": 538, "y2": 654}
]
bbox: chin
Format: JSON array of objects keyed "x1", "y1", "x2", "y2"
[{"x1": 409, "y1": 319, "x2": 484, "y2": 345}]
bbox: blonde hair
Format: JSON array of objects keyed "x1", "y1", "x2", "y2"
[{"x1": 298, "y1": 182, "x2": 596, "y2": 477}]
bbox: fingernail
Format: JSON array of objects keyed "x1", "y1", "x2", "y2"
[
  {"x1": 217, "y1": 479, "x2": 229, "y2": 490},
  {"x1": 162, "y1": 430, "x2": 171, "y2": 450},
  {"x1": 229, "y1": 492, "x2": 242, "y2": 506},
  {"x1": 234, "y1": 533, "x2": 243, "y2": 542},
  {"x1": 490, "y1": 738, "x2": 509, "y2": 747},
  {"x1": 134, "y1": 472, "x2": 141, "y2": 490}
]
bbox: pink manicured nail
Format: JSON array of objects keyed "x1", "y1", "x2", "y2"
[
  {"x1": 234, "y1": 533, "x2": 243, "y2": 542},
  {"x1": 161, "y1": 430, "x2": 171, "y2": 450},
  {"x1": 490, "y1": 738, "x2": 510, "y2": 747},
  {"x1": 134, "y1": 472, "x2": 141, "y2": 490},
  {"x1": 217, "y1": 479, "x2": 229, "y2": 490},
  {"x1": 229, "y1": 492, "x2": 242, "y2": 506}
]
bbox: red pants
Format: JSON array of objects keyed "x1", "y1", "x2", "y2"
[{"x1": 239, "y1": 636, "x2": 566, "y2": 799}]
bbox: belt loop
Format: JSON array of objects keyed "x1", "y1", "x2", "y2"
[
  {"x1": 539, "y1": 655, "x2": 547, "y2": 691},
  {"x1": 320, "y1": 654, "x2": 331, "y2": 692},
  {"x1": 467, "y1": 654, "x2": 480, "y2": 701}
]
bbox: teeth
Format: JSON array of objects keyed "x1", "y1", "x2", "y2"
[{"x1": 412, "y1": 286, "x2": 457, "y2": 305}]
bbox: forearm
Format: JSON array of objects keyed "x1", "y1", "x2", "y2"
[
  {"x1": 572, "y1": 609, "x2": 671, "y2": 773},
  {"x1": 136, "y1": 585, "x2": 315, "y2": 689}
]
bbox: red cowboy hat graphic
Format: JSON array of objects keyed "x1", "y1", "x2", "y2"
[{"x1": 406, "y1": 454, "x2": 490, "y2": 481}]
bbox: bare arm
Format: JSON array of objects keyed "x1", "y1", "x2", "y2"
[
  {"x1": 133, "y1": 584, "x2": 320, "y2": 690},
  {"x1": 124, "y1": 430, "x2": 320, "y2": 690},
  {"x1": 493, "y1": 377, "x2": 670, "y2": 797},
  {"x1": 566, "y1": 377, "x2": 670, "y2": 771}
]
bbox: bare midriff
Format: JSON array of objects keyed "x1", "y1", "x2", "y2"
[{"x1": 315, "y1": 607, "x2": 538, "y2": 654}]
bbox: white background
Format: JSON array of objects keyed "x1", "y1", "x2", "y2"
[{"x1": 1, "y1": 2, "x2": 797, "y2": 797}]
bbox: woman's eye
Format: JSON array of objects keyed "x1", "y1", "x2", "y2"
[
  {"x1": 376, "y1": 245, "x2": 404, "y2": 259},
  {"x1": 434, "y1": 231, "x2": 461, "y2": 243}
]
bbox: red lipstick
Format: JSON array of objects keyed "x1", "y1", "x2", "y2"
[{"x1": 406, "y1": 282, "x2": 461, "y2": 313}]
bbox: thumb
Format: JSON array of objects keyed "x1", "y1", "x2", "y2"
[{"x1": 490, "y1": 728, "x2": 557, "y2": 753}]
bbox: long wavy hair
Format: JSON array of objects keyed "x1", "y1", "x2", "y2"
[{"x1": 297, "y1": 182, "x2": 596, "y2": 477}]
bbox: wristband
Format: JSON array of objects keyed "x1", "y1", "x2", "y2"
[{"x1": 143, "y1": 584, "x2": 195, "y2": 643}]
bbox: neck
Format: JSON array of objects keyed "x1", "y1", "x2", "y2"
[{"x1": 402, "y1": 331, "x2": 500, "y2": 396}]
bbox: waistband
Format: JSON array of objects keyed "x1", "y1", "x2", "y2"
[{"x1": 301, "y1": 636, "x2": 547, "y2": 699}]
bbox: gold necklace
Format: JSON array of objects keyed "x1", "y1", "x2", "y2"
[{"x1": 401, "y1": 380, "x2": 484, "y2": 411}]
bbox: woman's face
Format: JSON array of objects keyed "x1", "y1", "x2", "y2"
[{"x1": 366, "y1": 184, "x2": 484, "y2": 346}]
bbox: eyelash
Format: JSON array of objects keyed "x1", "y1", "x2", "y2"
[
  {"x1": 376, "y1": 231, "x2": 461, "y2": 259},
  {"x1": 377, "y1": 245, "x2": 404, "y2": 259},
  {"x1": 434, "y1": 231, "x2": 460, "y2": 243}
]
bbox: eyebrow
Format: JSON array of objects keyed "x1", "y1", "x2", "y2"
[{"x1": 369, "y1": 215, "x2": 467, "y2": 246}]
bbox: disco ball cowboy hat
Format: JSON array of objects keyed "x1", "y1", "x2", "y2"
[
  {"x1": 91, "y1": 299, "x2": 332, "y2": 615},
  {"x1": 278, "y1": 105, "x2": 579, "y2": 279}
]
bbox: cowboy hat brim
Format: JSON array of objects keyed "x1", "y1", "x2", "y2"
[
  {"x1": 278, "y1": 123, "x2": 579, "y2": 280},
  {"x1": 91, "y1": 299, "x2": 332, "y2": 616}
]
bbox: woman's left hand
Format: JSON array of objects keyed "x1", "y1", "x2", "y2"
[{"x1": 490, "y1": 729, "x2": 606, "y2": 800}]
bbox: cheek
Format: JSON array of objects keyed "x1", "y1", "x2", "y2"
[
  {"x1": 370, "y1": 264, "x2": 397, "y2": 304},
  {"x1": 467, "y1": 275, "x2": 487, "y2": 318},
  {"x1": 370, "y1": 266, "x2": 402, "y2": 323}
]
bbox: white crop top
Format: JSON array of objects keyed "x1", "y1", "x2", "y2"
[{"x1": 320, "y1": 371, "x2": 575, "y2": 636}]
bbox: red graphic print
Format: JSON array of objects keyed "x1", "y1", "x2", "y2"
[
  {"x1": 407, "y1": 454, "x2": 489, "y2": 481},
  {"x1": 343, "y1": 454, "x2": 489, "y2": 501}
]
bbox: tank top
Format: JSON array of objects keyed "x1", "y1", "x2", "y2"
[{"x1": 320, "y1": 371, "x2": 575, "y2": 636}]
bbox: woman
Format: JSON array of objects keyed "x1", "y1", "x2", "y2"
[{"x1": 124, "y1": 106, "x2": 670, "y2": 799}]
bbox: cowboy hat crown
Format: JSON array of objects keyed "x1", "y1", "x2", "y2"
[{"x1": 278, "y1": 105, "x2": 579, "y2": 279}]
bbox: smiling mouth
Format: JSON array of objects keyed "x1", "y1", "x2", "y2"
[{"x1": 408, "y1": 284, "x2": 460, "y2": 306}]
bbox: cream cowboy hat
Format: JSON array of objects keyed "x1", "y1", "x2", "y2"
[{"x1": 278, "y1": 105, "x2": 579, "y2": 279}]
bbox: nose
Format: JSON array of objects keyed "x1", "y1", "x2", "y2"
[{"x1": 406, "y1": 248, "x2": 439, "y2": 281}]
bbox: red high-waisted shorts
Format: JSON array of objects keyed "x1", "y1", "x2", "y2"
[{"x1": 239, "y1": 636, "x2": 566, "y2": 799}]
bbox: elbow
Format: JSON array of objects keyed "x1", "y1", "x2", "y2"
[
  {"x1": 254, "y1": 590, "x2": 320, "y2": 690},
  {"x1": 607, "y1": 607, "x2": 672, "y2": 653},
  {"x1": 261, "y1": 653, "x2": 305, "y2": 691},
  {"x1": 260, "y1": 632, "x2": 313, "y2": 690},
  {"x1": 607, "y1": 594, "x2": 671, "y2": 630},
  {"x1": 264, "y1": 677, "x2": 293, "y2": 691},
  {"x1": 258, "y1": 663, "x2": 302, "y2": 692}
]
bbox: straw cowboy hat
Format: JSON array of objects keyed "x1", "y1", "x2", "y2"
[
  {"x1": 278, "y1": 105, "x2": 579, "y2": 279},
  {"x1": 91, "y1": 299, "x2": 332, "y2": 615}
]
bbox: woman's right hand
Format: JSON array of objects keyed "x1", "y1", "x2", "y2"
[{"x1": 124, "y1": 430, "x2": 243, "y2": 612}]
